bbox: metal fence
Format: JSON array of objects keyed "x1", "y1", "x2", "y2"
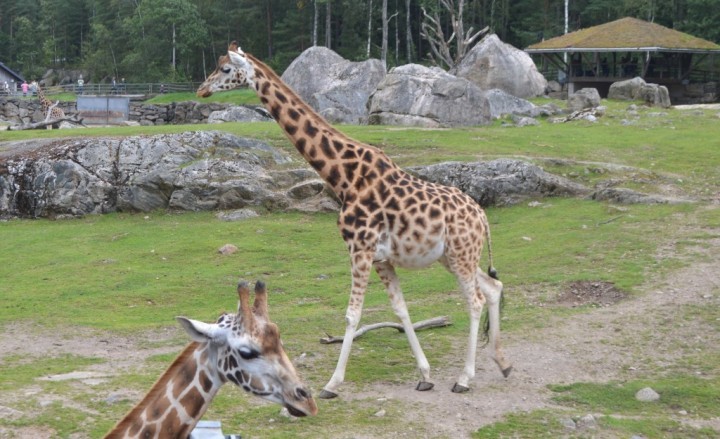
[
  {"x1": 58, "y1": 82, "x2": 202, "y2": 96},
  {"x1": 77, "y1": 96, "x2": 130, "y2": 125}
]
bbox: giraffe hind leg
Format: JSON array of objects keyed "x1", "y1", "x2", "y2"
[{"x1": 477, "y1": 270, "x2": 512, "y2": 377}]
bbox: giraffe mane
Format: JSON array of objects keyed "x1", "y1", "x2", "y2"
[{"x1": 104, "y1": 342, "x2": 202, "y2": 438}]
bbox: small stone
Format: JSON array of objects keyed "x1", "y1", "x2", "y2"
[
  {"x1": 559, "y1": 417, "x2": 576, "y2": 430},
  {"x1": 576, "y1": 414, "x2": 597, "y2": 429},
  {"x1": 374, "y1": 409, "x2": 386, "y2": 417},
  {"x1": 218, "y1": 244, "x2": 238, "y2": 255},
  {"x1": 217, "y1": 209, "x2": 259, "y2": 222},
  {"x1": 678, "y1": 409, "x2": 688, "y2": 415},
  {"x1": 635, "y1": 387, "x2": 660, "y2": 402}
]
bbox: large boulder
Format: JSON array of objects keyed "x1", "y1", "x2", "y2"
[
  {"x1": 281, "y1": 46, "x2": 386, "y2": 124},
  {"x1": 568, "y1": 88, "x2": 601, "y2": 111},
  {"x1": 0, "y1": 131, "x2": 343, "y2": 219},
  {"x1": 454, "y1": 34, "x2": 547, "y2": 98},
  {"x1": 639, "y1": 83, "x2": 671, "y2": 108},
  {"x1": 608, "y1": 77, "x2": 646, "y2": 100},
  {"x1": 368, "y1": 64, "x2": 492, "y2": 127},
  {"x1": 409, "y1": 159, "x2": 589, "y2": 206},
  {"x1": 483, "y1": 88, "x2": 536, "y2": 119}
]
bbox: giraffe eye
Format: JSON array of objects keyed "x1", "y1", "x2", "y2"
[
  {"x1": 221, "y1": 66, "x2": 231, "y2": 74},
  {"x1": 238, "y1": 347, "x2": 260, "y2": 360}
]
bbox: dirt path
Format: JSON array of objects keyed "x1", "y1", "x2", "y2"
[{"x1": 1, "y1": 208, "x2": 718, "y2": 439}]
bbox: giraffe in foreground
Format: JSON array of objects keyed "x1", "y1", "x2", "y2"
[
  {"x1": 36, "y1": 84, "x2": 65, "y2": 128},
  {"x1": 104, "y1": 281, "x2": 317, "y2": 438},
  {"x1": 197, "y1": 42, "x2": 512, "y2": 398}
]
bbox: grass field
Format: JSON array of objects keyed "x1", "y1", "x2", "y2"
[{"x1": 1, "y1": 99, "x2": 719, "y2": 438}]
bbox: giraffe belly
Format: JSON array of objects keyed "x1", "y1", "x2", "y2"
[{"x1": 389, "y1": 239, "x2": 445, "y2": 269}]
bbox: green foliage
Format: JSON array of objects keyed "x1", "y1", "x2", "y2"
[{"x1": 0, "y1": 0, "x2": 717, "y2": 82}]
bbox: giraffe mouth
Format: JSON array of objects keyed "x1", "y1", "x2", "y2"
[
  {"x1": 285, "y1": 404, "x2": 309, "y2": 417},
  {"x1": 197, "y1": 88, "x2": 213, "y2": 98}
]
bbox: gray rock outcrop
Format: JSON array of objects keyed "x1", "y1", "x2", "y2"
[
  {"x1": 281, "y1": 46, "x2": 386, "y2": 124},
  {"x1": 0, "y1": 131, "x2": 339, "y2": 218},
  {"x1": 409, "y1": 159, "x2": 590, "y2": 206},
  {"x1": 454, "y1": 34, "x2": 547, "y2": 98},
  {"x1": 208, "y1": 105, "x2": 272, "y2": 123},
  {"x1": 368, "y1": 64, "x2": 491, "y2": 127}
]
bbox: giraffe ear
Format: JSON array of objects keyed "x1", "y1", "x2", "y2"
[{"x1": 177, "y1": 317, "x2": 221, "y2": 343}]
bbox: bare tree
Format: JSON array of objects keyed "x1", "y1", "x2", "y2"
[
  {"x1": 381, "y1": 0, "x2": 398, "y2": 67},
  {"x1": 313, "y1": 0, "x2": 319, "y2": 46},
  {"x1": 405, "y1": 0, "x2": 412, "y2": 63},
  {"x1": 421, "y1": 0, "x2": 488, "y2": 70},
  {"x1": 325, "y1": 0, "x2": 332, "y2": 48},
  {"x1": 366, "y1": 0, "x2": 373, "y2": 58}
]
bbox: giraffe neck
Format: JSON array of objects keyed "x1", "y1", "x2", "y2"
[
  {"x1": 36, "y1": 87, "x2": 51, "y2": 110},
  {"x1": 246, "y1": 54, "x2": 399, "y2": 201},
  {"x1": 105, "y1": 342, "x2": 223, "y2": 439}
]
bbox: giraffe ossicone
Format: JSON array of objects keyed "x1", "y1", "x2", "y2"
[
  {"x1": 104, "y1": 281, "x2": 317, "y2": 439},
  {"x1": 197, "y1": 43, "x2": 513, "y2": 398}
]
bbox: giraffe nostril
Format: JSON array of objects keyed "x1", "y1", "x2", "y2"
[{"x1": 296, "y1": 387, "x2": 310, "y2": 399}]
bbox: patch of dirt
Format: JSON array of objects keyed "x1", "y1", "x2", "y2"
[{"x1": 555, "y1": 280, "x2": 627, "y2": 307}]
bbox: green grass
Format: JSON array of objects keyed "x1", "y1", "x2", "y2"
[
  {"x1": 145, "y1": 88, "x2": 260, "y2": 105},
  {"x1": 474, "y1": 377, "x2": 720, "y2": 438}
]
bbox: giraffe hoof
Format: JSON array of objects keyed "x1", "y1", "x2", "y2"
[
  {"x1": 451, "y1": 383, "x2": 470, "y2": 393},
  {"x1": 415, "y1": 381, "x2": 434, "y2": 391},
  {"x1": 318, "y1": 389, "x2": 339, "y2": 399},
  {"x1": 502, "y1": 366, "x2": 513, "y2": 378}
]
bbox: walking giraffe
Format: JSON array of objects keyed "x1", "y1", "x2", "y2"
[
  {"x1": 36, "y1": 84, "x2": 65, "y2": 128},
  {"x1": 197, "y1": 42, "x2": 512, "y2": 398},
  {"x1": 105, "y1": 281, "x2": 317, "y2": 438}
]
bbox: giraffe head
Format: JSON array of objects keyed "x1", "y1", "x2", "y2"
[
  {"x1": 196, "y1": 41, "x2": 254, "y2": 97},
  {"x1": 177, "y1": 281, "x2": 317, "y2": 417}
]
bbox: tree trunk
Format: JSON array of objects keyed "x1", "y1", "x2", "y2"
[
  {"x1": 266, "y1": 0, "x2": 273, "y2": 58},
  {"x1": 395, "y1": 0, "x2": 399, "y2": 66},
  {"x1": 313, "y1": 0, "x2": 318, "y2": 46},
  {"x1": 325, "y1": 0, "x2": 332, "y2": 48},
  {"x1": 366, "y1": 0, "x2": 373, "y2": 58},
  {"x1": 405, "y1": 0, "x2": 412, "y2": 63},
  {"x1": 381, "y1": 0, "x2": 388, "y2": 66}
]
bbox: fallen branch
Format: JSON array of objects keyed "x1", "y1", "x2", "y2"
[
  {"x1": 320, "y1": 316, "x2": 451, "y2": 344},
  {"x1": 8, "y1": 117, "x2": 86, "y2": 130}
]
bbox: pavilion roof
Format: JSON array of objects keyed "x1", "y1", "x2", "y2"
[{"x1": 526, "y1": 17, "x2": 720, "y2": 53}]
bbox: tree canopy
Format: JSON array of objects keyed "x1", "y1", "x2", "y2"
[{"x1": 0, "y1": 0, "x2": 717, "y2": 83}]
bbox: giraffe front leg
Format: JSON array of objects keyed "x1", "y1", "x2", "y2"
[
  {"x1": 374, "y1": 261, "x2": 433, "y2": 391},
  {"x1": 319, "y1": 251, "x2": 373, "y2": 399}
]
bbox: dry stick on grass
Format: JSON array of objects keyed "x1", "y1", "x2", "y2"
[
  {"x1": 8, "y1": 117, "x2": 86, "y2": 130},
  {"x1": 320, "y1": 316, "x2": 452, "y2": 344}
]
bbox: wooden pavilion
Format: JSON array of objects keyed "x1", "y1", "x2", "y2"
[{"x1": 525, "y1": 17, "x2": 720, "y2": 98}]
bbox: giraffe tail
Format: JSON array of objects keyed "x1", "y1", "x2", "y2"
[
  {"x1": 483, "y1": 213, "x2": 499, "y2": 280},
  {"x1": 480, "y1": 212, "x2": 502, "y2": 345}
]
